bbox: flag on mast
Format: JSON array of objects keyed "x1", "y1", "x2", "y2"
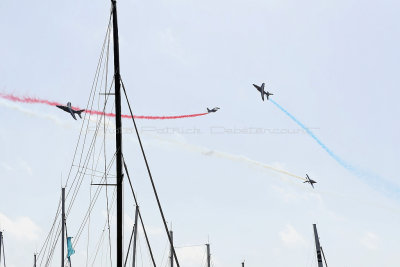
[{"x1": 67, "y1": 237, "x2": 75, "y2": 263}]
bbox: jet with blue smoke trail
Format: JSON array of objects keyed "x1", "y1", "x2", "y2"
[
  {"x1": 253, "y1": 83, "x2": 274, "y2": 101},
  {"x1": 269, "y1": 98, "x2": 400, "y2": 199}
]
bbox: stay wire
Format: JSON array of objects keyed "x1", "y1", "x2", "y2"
[
  {"x1": 124, "y1": 224, "x2": 136, "y2": 267},
  {"x1": 121, "y1": 78, "x2": 180, "y2": 267},
  {"x1": 73, "y1": 152, "x2": 117, "y2": 245},
  {"x1": 90, "y1": 188, "x2": 117, "y2": 266},
  {"x1": 122, "y1": 157, "x2": 157, "y2": 267}
]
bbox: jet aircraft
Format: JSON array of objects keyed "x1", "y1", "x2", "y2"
[
  {"x1": 303, "y1": 174, "x2": 317, "y2": 188},
  {"x1": 56, "y1": 102, "x2": 85, "y2": 120},
  {"x1": 207, "y1": 107, "x2": 220, "y2": 113},
  {"x1": 253, "y1": 83, "x2": 273, "y2": 101}
]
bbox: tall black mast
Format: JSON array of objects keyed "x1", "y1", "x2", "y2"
[
  {"x1": 61, "y1": 188, "x2": 65, "y2": 267},
  {"x1": 169, "y1": 231, "x2": 174, "y2": 267},
  {"x1": 313, "y1": 224, "x2": 323, "y2": 267},
  {"x1": 206, "y1": 243, "x2": 211, "y2": 267},
  {"x1": 111, "y1": 1, "x2": 124, "y2": 267},
  {"x1": 0, "y1": 231, "x2": 2, "y2": 265}
]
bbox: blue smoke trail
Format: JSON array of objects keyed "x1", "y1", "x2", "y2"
[{"x1": 270, "y1": 98, "x2": 400, "y2": 199}]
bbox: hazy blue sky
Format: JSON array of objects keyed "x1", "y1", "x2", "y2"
[{"x1": 1, "y1": 0, "x2": 400, "y2": 266}]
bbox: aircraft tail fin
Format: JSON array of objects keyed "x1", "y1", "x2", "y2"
[
  {"x1": 75, "y1": 109, "x2": 85, "y2": 119},
  {"x1": 207, "y1": 108, "x2": 210, "y2": 112}
]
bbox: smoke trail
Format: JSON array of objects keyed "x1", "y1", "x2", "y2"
[
  {"x1": 0, "y1": 93, "x2": 208, "y2": 120},
  {"x1": 0, "y1": 98, "x2": 69, "y2": 126},
  {"x1": 147, "y1": 133, "x2": 306, "y2": 181},
  {"x1": 270, "y1": 99, "x2": 400, "y2": 198}
]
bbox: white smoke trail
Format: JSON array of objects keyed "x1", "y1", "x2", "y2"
[
  {"x1": 145, "y1": 133, "x2": 306, "y2": 181},
  {"x1": 0, "y1": 98, "x2": 69, "y2": 126}
]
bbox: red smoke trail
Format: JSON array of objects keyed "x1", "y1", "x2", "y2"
[{"x1": 0, "y1": 93, "x2": 208, "y2": 120}]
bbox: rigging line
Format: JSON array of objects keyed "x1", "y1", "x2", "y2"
[
  {"x1": 73, "y1": 165, "x2": 116, "y2": 176},
  {"x1": 77, "y1": 172, "x2": 116, "y2": 179},
  {"x1": 65, "y1": 60, "x2": 109, "y2": 222},
  {"x1": 124, "y1": 225, "x2": 136, "y2": 267},
  {"x1": 159, "y1": 240, "x2": 168, "y2": 267},
  {"x1": 90, "y1": 189, "x2": 117, "y2": 266},
  {"x1": 45, "y1": 153, "x2": 116, "y2": 266},
  {"x1": 321, "y1": 247, "x2": 328, "y2": 267},
  {"x1": 122, "y1": 158, "x2": 157, "y2": 267},
  {"x1": 121, "y1": 78, "x2": 181, "y2": 267},
  {"x1": 66, "y1": 69, "x2": 108, "y2": 212},
  {"x1": 74, "y1": 185, "x2": 115, "y2": 260},
  {"x1": 64, "y1": 18, "x2": 114, "y2": 206},
  {"x1": 63, "y1": 87, "x2": 115, "y2": 266},
  {"x1": 86, "y1": 133, "x2": 97, "y2": 267},
  {"x1": 137, "y1": 234, "x2": 144, "y2": 267},
  {"x1": 91, "y1": 229, "x2": 106, "y2": 267},
  {"x1": 107, "y1": 189, "x2": 116, "y2": 267},
  {"x1": 85, "y1": 181, "x2": 92, "y2": 267},
  {"x1": 66, "y1": 75, "x2": 115, "y2": 201},
  {"x1": 64, "y1": 9, "x2": 113, "y2": 191},
  {"x1": 44, "y1": 216, "x2": 64, "y2": 267},
  {"x1": 74, "y1": 172, "x2": 117, "y2": 246},
  {"x1": 175, "y1": 244, "x2": 206, "y2": 249},
  {"x1": 104, "y1": 20, "x2": 113, "y2": 267},
  {"x1": 42, "y1": 197, "x2": 65, "y2": 267},
  {"x1": 37, "y1": 195, "x2": 61, "y2": 258},
  {"x1": 66, "y1": 82, "x2": 115, "y2": 217},
  {"x1": 85, "y1": 92, "x2": 115, "y2": 267},
  {"x1": 102, "y1": 29, "x2": 113, "y2": 263},
  {"x1": 73, "y1": 154, "x2": 117, "y2": 245},
  {"x1": 105, "y1": 165, "x2": 113, "y2": 267}
]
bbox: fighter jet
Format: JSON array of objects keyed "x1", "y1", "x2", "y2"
[
  {"x1": 253, "y1": 83, "x2": 273, "y2": 101},
  {"x1": 303, "y1": 174, "x2": 317, "y2": 188},
  {"x1": 207, "y1": 107, "x2": 220, "y2": 113},
  {"x1": 56, "y1": 102, "x2": 85, "y2": 120}
]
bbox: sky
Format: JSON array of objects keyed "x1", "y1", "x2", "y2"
[{"x1": 1, "y1": 0, "x2": 400, "y2": 266}]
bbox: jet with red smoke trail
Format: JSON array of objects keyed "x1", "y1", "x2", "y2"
[
  {"x1": 56, "y1": 102, "x2": 85, "y2": 120},
  {"x1": 253, "y1": 83, "x2": 273, "y2": 101},
  {"x1": 0, "y1": 93, "x2": 209, "y2": 120},
  {"x1": 207, "y1": 107, "x2": 220, "y2": 113}
]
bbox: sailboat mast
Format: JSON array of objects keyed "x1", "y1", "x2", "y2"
[
  {"x1": 169, "y1": 231, "x2": 174, "y2": 267},
  {"x1": 0, "y1": 231, "x2": 2, "y2": 264},
  {"x1": 111, "y1": 1, "x2": 124, "y2": 266},
  {"x1": 132, "y1": 206, "x2": 139, "y2": 267},
  {"x1": 206, "y1": 243, "x2": 211, "y2": 267},
  {"x1": 61, "y1": 187, "x2": 65, "y2": 267},
  {"x1": 313, "y1": 224, "x2": 323, "y2": 267}
]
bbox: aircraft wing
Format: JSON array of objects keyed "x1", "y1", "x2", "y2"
[
  {"x1": 253, "y1": 84, "x2": 262, "y2": 92},
  {"x1": 56, "y1": 105, "x2": 69, "y2": 112},
  {"x1": 70, "y1": 112, "x2": 77, "y2": 120}
]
